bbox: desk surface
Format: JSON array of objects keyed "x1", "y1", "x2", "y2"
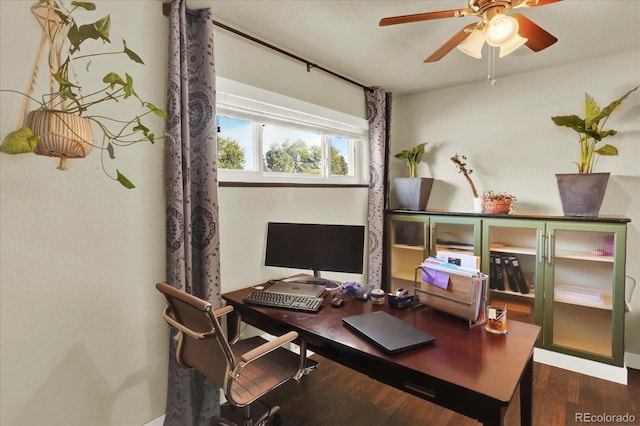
[{"x1": 223, "y1": 286, "x2": 540, "y2": 406}]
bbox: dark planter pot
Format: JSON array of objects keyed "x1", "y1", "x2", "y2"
[
  {"x1": 393, "y1": 177, "x2": 434, "y2": 211},
  {"x1": 556, "y1": 172, "x2": 610, "y2": 217}
]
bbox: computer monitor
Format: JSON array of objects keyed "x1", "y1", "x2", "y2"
[{"x1": 265, "y1": 222, "x2": 365, "y2": 280}]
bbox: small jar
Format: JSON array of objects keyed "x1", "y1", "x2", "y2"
[{"x1": 371, "y1": 288, "x2": 385, "y2": 305}]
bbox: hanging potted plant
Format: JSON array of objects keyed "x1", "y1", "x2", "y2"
[
  {"x1": 551, "y1": 86, "x2": 638, "y2": 216},
  {"x1": 393, "y1": 142, "x2": 434, "y2": 210},
  {"x1": 0, "y1": 0, "x2": 165, "y2": 189},
  {"x1": 451, "y1": 153, "x2": 482, "y2": 212}
]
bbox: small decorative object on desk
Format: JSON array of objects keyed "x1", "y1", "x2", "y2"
[
  {"x1": 341, "y1": 282, "x2": 374, "y2": 300},
  {"x1": 482, "y1": 191, "x2": 516, "y2": 214},
  {"x1": 387, "y1": 288, "x2": 417, "y2": 308},
  {"x1": 371, "y1": 288, "x2": 385, "y2": 305},
  {"x1": 485, "y1": 305, "x2": 508, "y2": 335}
]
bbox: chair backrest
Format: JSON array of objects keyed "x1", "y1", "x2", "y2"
[{"x1": 156, "y1": 282, "x2": 234, "y2": 388}]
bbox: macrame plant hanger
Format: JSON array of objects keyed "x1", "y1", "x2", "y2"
[{"x1": 20, "y1": 0, "x2": 94, "y2": 170}]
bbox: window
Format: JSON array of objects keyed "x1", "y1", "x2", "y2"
[{"x1": 216, "y1": 78, "x2": 368, "y2": 184}]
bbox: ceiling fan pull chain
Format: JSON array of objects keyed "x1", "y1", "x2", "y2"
[{"x1": 488, "y1": 46, "x2": 497, "y2": 86}]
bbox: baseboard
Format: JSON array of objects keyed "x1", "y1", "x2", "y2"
[
  {"x1": 143, "y1": 415, "x2": 165, "y2": 426},
  {"x1": 534, "y1": 348, "x2": 628, "y2": 385},
  {"x1": 625, "y1": 351, "x2": 640, "y2": 370}
]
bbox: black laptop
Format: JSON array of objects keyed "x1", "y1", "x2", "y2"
[{"x1": 342, "y1": 311, "x2": 436, "y2": 354}]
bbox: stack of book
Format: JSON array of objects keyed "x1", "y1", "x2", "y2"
[{"x1": 489, "y1": 253, "x2": 530, "y2": 294}]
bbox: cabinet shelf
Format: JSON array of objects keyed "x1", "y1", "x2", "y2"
[
  {"x1": 489, "y1": 245, "x2": 536, "y2": 256},
  {"x1": 490, "y1": 288, "x2": 535, "y2": 299},
  {"x1": 554, "y1": 251, "x2": 614, "y2": 263},
  {"x1": 391, "y1": 243, "x2": 424, "y2": 251},
  {"x1": 554, "y1": 285, "x2": 612, "y2": 310}
]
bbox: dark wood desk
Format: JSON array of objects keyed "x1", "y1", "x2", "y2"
[{"x1": 222, "y1": 286, "x2": 540, "y2": 426}]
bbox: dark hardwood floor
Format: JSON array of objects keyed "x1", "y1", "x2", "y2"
[{"x1": 221, "y1": 355, "x2": 640, "y2": 426}]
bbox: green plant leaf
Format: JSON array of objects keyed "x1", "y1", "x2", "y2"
[
  {"x1": 122, "y1": 39, "x2": 144, "y2": 64},
  {"x1": 133, "y1": 119, "x2": 150, "y2": 137},
  {"x1": 71, "y1": 1, "x2": 97, "y2": 11},
  {"x1": 0, "y1": 126, "x2": 40, "y2": 154},
  {"x1": 116, "y1": 170, "x2": 135, "y2": 189},
  {"x1": 68, "y1": 15, "x2": 111, "y2": 53},
  {"x1": 594, "y1": 144, "x2": 618, "y2": 156},
  {"x1": 551, "y1": 115, "x2": 586, "y2": 133},
  {"x1": 145, "y1": 102, "x2": 166, "y2": 118},
  {"x1": 584, "y1": 93, "x2": 600, "y2": 128},
  {"x1": 594, "y1": 86, "x2": 639, "y2": 126},
  {"x1": 103, "y1": 72, "x2": 126, "y2": 89},
  {"x1": 123, "y1": 73, "x2": 134, "y2": 98}
]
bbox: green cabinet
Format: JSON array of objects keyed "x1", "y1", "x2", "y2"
[
  {"x1": 386, "y1": 211, "x2": 629, "y2": 367},
  {"x1": 386, "y1": 213, "x2": 481, "y2": 294},
  {"x1": 481, "y1": 219, "x2": 544, "y2": 326},
  {"x1": 543, "y1": 221, "x2": 626, "y2": 365},
  {"x1": 482, "y1": 217, "x2": 627, "y2": 366}
]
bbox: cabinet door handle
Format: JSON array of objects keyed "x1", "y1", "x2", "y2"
[
  {"x1": 537, "y1": 229, "x2": 544, "y2": 263},
  {"x1": 546, "y1": 230, "x2": 552, "y2": 264},
  {"x1": 429, "y1": 223, "x2": 434, "y2": 251}
]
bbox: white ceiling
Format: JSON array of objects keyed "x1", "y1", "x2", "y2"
[{"x1": 199, "y1": 0, "x2": 640, "y2": 96}]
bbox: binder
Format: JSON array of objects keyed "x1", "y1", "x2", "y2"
[
  {"x1": 489, "y1": 254, "x2": 497, "y2": 290},
  {"x1": 493, "y1": 254, "x2": 506, "y2": 291},
  {"x1": 509, "y1": 256, "x2": 530, "y2": 294},
  {"x1": 414, "y1": 264, "x2": 488, "y2": 329},
  {"x1": 503, "y1": 256, "x2": 520, "y2": 292}
]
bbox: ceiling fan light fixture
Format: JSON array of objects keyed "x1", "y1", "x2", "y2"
[
  {"x1": 486, "y1": 14, "x2": 519, "y2": 47},
  {"x1": 499, "y1": 33, "x2": 528, "y2": 57},
  {"x1": 457, "y1": 28, "x2": 485, "y2": 59}
]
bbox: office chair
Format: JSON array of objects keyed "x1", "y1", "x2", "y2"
[{"x1": 156, "y1": 282, "x2": 314, "y2": 426}]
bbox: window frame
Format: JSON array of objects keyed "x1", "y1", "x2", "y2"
[{"x1": 216, "y1": 78, "x2": 368, "y2": 185}]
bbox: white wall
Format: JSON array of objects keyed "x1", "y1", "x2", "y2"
[
  {"x1": 0, "y1": 2, "x2": 169, "y2": 425},
  {"x1": 213, "y1": 26, "x2": 370, "y2": 292},
  {"x1": 391, "y1": 49, "x2": 640, "y2": 291},
  {"x1": 0, "y1": 1, "x2": 368, "y2": 425}
]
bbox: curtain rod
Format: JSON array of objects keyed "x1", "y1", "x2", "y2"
[{"x1": 162, "y1": 2, "x2": 372, "y2": 92}]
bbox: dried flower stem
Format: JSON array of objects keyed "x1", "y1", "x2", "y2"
[{"x1": 451, "y1": 154, "x2": 479, "y2": 198}]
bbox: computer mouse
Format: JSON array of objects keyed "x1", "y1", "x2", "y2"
[{"x1": 331, "y1": 295, "x2": 344, "y2": 307}]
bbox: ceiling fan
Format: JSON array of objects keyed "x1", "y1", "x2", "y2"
[{"x1": 379, "y1": 0, "x2": 561, "y2": 62}]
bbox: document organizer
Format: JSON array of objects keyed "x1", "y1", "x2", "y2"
[{"x1": 413, "y1": 265, "x2": 488, "y2": 329}]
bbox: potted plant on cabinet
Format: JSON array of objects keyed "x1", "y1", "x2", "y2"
[
  {"x1": 551, "y1": 86, "x2": 638, "y2": 216},
  {"x1": 481, "y1": 191, "x2": 517, "y2": 214},
  {"x1": 451, "y1": 153, "x2": 482, "y2": 212},
  {"x1": 0, "y1": 0, "x2": 165, "y2": 189},
  {"x1": 393, "y1": 142, "x2": 434, "y2": 210}
]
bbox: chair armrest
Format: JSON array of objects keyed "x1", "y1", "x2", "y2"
[
  {"x1": 240, "y1": 331, "x2": 299, "y2": 363},
  {"x1": 213, "y1": 305, "x2": 234, "y2": 317}
]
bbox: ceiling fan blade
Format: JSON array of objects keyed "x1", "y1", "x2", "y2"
[
  {"x1": 523, "y1": 0, "x2": 562, "y2": 7},
  {"x1": 513, "y1": 0, "x2": 562, "y2": 8},
  {"x1": 379, "y1": 9, "x2": 473, "y2": 26},
  {"x1": 424, "y1": 23, "x2": 477, "y2": 63},
  {"x1": 512, "y1": 14, "x2": 558, "y2": 52}
]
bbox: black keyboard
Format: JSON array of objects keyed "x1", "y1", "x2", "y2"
[{"x1": 243, "y1": 291, "x2": 324, "y2": 312}]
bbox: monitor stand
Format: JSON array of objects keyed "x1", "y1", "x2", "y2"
[{"x1": 283, "y1": 273, "x2": 341, "y2": 289}]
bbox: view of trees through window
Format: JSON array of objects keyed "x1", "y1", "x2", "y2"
[{"x1": 217, "y1": 115, "x2": 352, "y2": 177}]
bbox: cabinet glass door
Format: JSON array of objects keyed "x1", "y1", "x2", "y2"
[
  {"x1": 482, "y1": 219, "x2": 545, "y2": 325},
  {"x1": 429, "y1": 216, "x2": 481, "y2": 259},
  {"x1": 545, "y1": 222, "x2": 626, "y2": 364},
  {"x1": 387, "y1": 215, "x2": 428, "y2": 293}
]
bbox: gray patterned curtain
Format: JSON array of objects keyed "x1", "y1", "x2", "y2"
[
  {"x1": 366, "y1": 88, "x2": 392, "y2": 288},
  {"x1": 164, "y1": 0, "x2": 221, "y2": 424}
]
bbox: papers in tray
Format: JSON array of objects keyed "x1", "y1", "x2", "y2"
[{"x1": 418, "y1": 257, "x2": 487, "y2": 325}]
